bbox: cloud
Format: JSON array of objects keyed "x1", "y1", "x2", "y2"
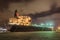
[{"x1": 27, "y1": 3, "x2": 60, "y2": 19}]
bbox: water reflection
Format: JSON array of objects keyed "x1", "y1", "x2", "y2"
[{"x1": 0, "y1": 31, "x2": 60, "y2": 40}]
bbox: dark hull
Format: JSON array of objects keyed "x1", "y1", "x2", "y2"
[{"x1": 10, "y1": 25, "x2": 52, "y2": 32}]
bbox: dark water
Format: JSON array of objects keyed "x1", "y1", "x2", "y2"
[{"x1": 0, "y1": 31, "x2": 60, "y2": 40}]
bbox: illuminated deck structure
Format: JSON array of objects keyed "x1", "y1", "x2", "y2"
[{"x1": 8, "y1": 16, "x2": 32, "y2": 26}]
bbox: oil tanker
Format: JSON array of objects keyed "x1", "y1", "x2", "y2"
[{"x1": 8, "y1": 10, "x2": 52, "y2": 32}]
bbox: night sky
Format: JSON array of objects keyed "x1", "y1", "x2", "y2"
[{"x1": 0, "y1": 0, "x2": 60, "y2": 27}]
